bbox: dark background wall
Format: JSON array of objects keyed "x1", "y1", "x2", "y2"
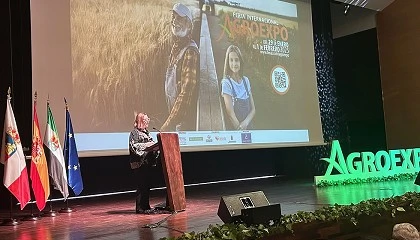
[
  {"x1": 333, "y1": 28, "x2": 386, "y2": 153},
  {"x1": 0, "y1": 0, "x2": 388, "y2": 203}
]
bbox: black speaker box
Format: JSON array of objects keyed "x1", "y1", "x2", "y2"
[
  {"x1": 217, "y1": 190, "x2": 281, "y2": 224},
  {"x1": 241, "y1": 203, "x2": 281, "y2": 225}
]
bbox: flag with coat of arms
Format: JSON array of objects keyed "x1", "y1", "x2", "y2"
[
  {"x1": 0, "y1": 89, "x2": 31, "y2": 209},
  {"x1": 44, "y1": 101, "x2": 69, "y2": 199},
  {"x1": 30, "y1": 92, "x2": 50, "y2": 211}
]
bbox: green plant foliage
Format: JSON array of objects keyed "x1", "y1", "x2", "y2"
[
  {"x1": 316, "y1": 172, "x2": 417, "y2": 187},
  {"x1": 161, "y1": 191, "x2": 420, "y2": 240}
]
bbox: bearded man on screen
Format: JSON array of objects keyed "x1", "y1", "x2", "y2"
[{"x1": 161, "y1": 3, "x2": 199, "y2": 132}]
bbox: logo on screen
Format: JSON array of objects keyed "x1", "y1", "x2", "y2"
[
  {"x1": 179, "y1": 137, "x2": 187, "y2": 145},
  {"x1": 215, "y1": 136, "x2": 227, "y2": 141},
  {"x1": 189, "y1": 137, "x2": 203, "y2": 142},
  {"x1": 271, "y1": 65, "x2": 289, "y2": 94},
  {"x1": 206, "y1": 135, "x2": 213, "y2": 143},
  {"x1": 241, "y1": 133, "x2": 252, "y2": 143}
]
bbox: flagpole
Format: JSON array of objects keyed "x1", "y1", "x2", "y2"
[
  {"x1": 60, "y1": 98, "x2": 82, "y2": 213},
  {"x1": 2, "y1": 87, "x2": 28, "y2": 226},
  {"x1": 59, "y1": 198, "x2": 74, "y2": 213},
  {"x1": 1, "y1": 194, "x2": 21, "y2": 226},
  {"x1": 42, "y1": 199, "x2": 58, "y2": 217},
  {"x1": 22, "y1": 201, "x2": 41, "y2": 221},
  {"x1": 22, "y1": 154, "x2": 40, "y2": 221},
  {"x1": 44, "y1": 97, "x2": 71, "y2": 212},
  {"x1": 29, "y1": 92, "x2": 51, "y2": 217}
]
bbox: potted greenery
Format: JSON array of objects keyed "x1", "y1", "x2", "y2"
[{"x1": 162, "y1": 191, "x2": 420, "y2": 240}]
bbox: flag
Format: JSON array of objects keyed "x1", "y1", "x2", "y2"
[
  {"x1": 44, "y1": 102, "x2": 69, "y2": 199},
  {"x1": 1, "y1": 91, "x2": 31, "y2": 210},
  {"x1": 64, "y1": 99, "x2": 83, "y2": 196},
  {"x1": 30, "y1": 95, "x2": 50, "y2": 211}
]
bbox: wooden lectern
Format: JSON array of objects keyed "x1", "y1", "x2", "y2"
[{"x1": 157, "y1": 133, "x2": 186, "y2": 212}]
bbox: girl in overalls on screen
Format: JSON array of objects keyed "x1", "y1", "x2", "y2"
[{"x1": 221, "y1": 45, "x2": 256, "y2": 130}]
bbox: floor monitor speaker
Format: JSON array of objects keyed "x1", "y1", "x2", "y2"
[{"x1": 217, "y1": 190, "x2": 281, "y2": 224}]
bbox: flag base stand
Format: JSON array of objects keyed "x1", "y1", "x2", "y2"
[
  {"x1": 22, "y1": 214, "x2": 41, "y2": 221},
  {"x1": 42, "y1": 210, "x2": 58, "y2": 217},
  {"x1": 60, "y1": 199, "x2": 76, "y2": 213},
  {"x1": 59, "y1": 207, "x2": 75, "y2": 213},
  {"x1": 1, "y1": 218, "x2": 21, "y2": 226}
]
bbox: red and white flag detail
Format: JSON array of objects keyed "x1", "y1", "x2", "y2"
[{"x1": 1, "y1": 93, "x2": 31, "y2": 210}]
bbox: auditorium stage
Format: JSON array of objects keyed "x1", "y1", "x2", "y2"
[{"x1": 1, "y1": 176, "x2": 420, "y2": 240}]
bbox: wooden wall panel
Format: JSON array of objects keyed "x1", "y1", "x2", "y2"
[{"x1": 377, "y1": 0, "x2": 420, "y2": 148}]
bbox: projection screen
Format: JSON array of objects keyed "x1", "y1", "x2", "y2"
[{"x1": 31, "y1": 0, "x2": 324, "y2": 157}]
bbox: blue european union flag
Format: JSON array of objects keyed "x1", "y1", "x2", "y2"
[{"x1": 64, "y1": 102, "x2": 83, "y2": 196}]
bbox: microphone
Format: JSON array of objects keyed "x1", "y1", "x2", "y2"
[{"x1": 153, "y1": 127, "x2": 162, "y2": 133}]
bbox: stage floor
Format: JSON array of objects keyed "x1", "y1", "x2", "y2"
[{"x1": 1, "y1": 177, "x2": 420, "y2": 239}]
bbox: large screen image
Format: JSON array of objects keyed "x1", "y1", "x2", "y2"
[{"x1": 31, "y1": 0, "x2": 324, "y2": 156}]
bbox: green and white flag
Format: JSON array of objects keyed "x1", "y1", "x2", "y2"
[{"x1": 44, "y1": 102, "x2": 69, "y2": 199}]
